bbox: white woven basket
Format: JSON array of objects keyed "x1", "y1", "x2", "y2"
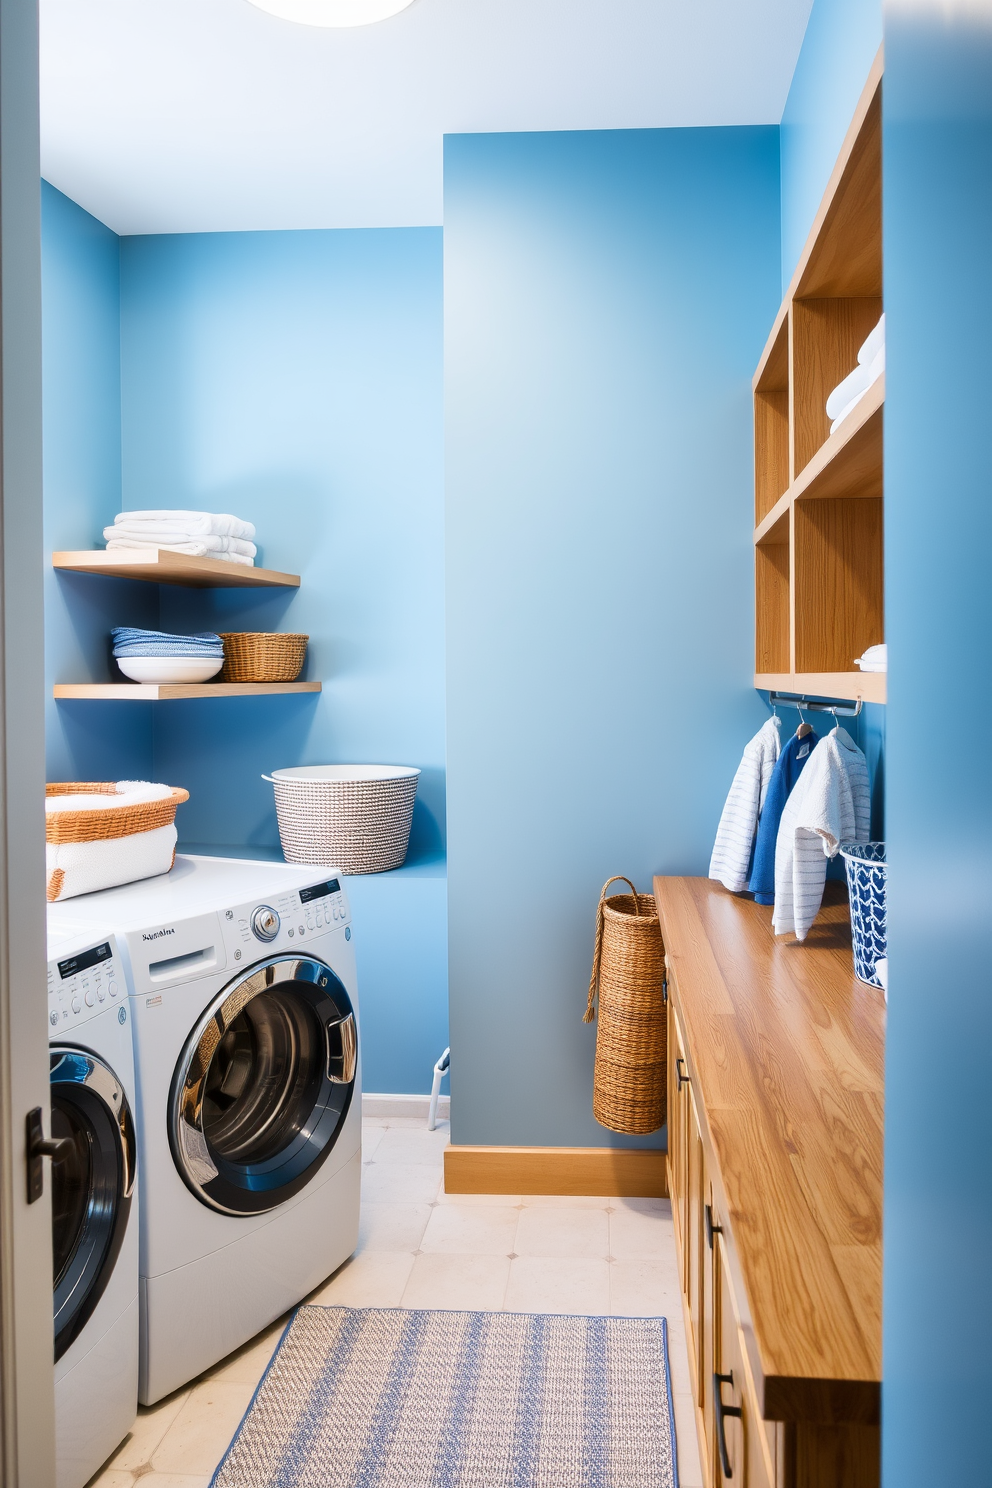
[{"x1": 262, "y1": 765, "x2": 420, "y2": 874}]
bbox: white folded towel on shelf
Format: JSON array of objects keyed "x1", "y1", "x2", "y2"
[
  {"x1": 112, "y1": 510, "x2": 256, "y2": 540},
  {"x1": 854, "y1": 643, "x2": 887, "y2": 673},
  {"x1": 826, "y1": 314, "x2": 886, "y2": 432},
  {"x1": 105, "y1": 539, "x2": 255, "y2": 566},
  {"x1": 104, "y1": 529, "x2": 256, "y2": 557}
]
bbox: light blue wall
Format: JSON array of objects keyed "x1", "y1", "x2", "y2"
[
  {"x1": 780, "y1": 0, "x2": 883, "y2": 288},
  {"x1": 444, "y1": 128, "x2": 781, "y2": 1148},
  {"x1": 881, "y1": 7, "x2": 992, "y2": 1482},
  {"x1": 42, "y1": 182, "x2": 155, "y2": 783}
]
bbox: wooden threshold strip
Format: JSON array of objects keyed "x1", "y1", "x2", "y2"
[{"x1": 443, "y1": 1145, "x2": 668, "y2": 1198}]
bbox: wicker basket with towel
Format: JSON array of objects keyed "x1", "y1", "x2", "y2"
[{"x1": 46, "y1": 781, "x2": 189, "y2": 902}]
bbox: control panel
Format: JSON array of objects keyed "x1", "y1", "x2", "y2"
[
  {"x1": 224, "y1": 877, "x2": 350, "y2": 963},
  {"x1": 48, "y1": 940, "x2": 124, "y2": 1031}
]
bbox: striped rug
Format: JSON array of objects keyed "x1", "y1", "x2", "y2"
[{"x1": 211, "y1": 1305, "x2": 679, "y2": 1488}]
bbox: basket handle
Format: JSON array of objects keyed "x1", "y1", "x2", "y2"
[
  {"x1": 583, "y1": 876, "x2": 641, "y2": 1025},
  {"x1": 260, "y1": 775, "x2": 278, "y2": 784}
]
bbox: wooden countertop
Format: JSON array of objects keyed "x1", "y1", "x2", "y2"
[{"x1": 653, "y1": 876, "x2": 884, "y2": 1424}]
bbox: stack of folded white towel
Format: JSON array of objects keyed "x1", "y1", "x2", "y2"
[
  {"x1": 854, "y1": 643, "x2": 887, "y2": 673},
  {"x1": 825, "y1": 313, "x2": 885, "y2": 433},
  {"x1": 103, "y1": 510, "x2": 257, "y2": 567}
]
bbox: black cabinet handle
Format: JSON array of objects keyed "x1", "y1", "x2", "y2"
[
  {"x1": 713, "y1": 1371, "x2": 743, "y2": 1479},
  {"x1": 662, "y1": 976, "x2": 668, "y2": 1007},
  {"x1": 676, "y1": 1058, "x2": 689, "y2": 1091},
  {"x1": 705, "y1": 1202, "x2": 723, "y2": 1250},
  {"x1": 26, "y1": 1107, "x2": 73, "y2": 1204}
]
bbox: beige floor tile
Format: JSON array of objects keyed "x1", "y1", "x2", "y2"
[
  {"x1": 609, "y1": 1203, "x2": 678, "y2": 1262},
  {"x1": 361, "y1": 1162, "x2": 442, "y2": 1205},
  {"x1": 611, "y1": 1195, "x2": 673, "y2": 1218},
  {"x1": 419, "y1": 1203, "x2": 519, "y2": 1257},
  {"x1": 372, "y1": 1127, "x2": 449, "y2": 1166},
  {"x1": 504, "y1": 1257, "x2": 610, "y2": 1315},
  {"x1": 106, "y1": 1391, "x2": 191, "y2": 1471},
  {"x1": 513, "y1": 1204, "x2": 610, "y2": 1259},
  {"x1": 518, "y1": 1194, "x2": 612, "y2": 1209},
  {"x1": 401, "y1": 1253, "x2": 510, "y2": 1311},
  {"x1": 309, "y1": 1250, "x2": 416, "y2": 1307},
  {"x1": 663, "y1": 1319, "x2": 694, "y2": 1398},
  {"x1": 203, "y1": 1317, "x2": 286, "y2": 1386},
  {"x1": 672, "y1": 1390, "x2": 704, "y2": 1488},
  {"x1": 609, "y1": 1259, "x2": 683, "y2": 1316},
  {"x1": 139, "y1": 1477, "x2": 213, "y2": 1488},
  {"x1": 357, "y1": 1200, "x2": 433, "y2": 1252},
  {"x1": 86, "y1": 1471, "x2": 134, "y2": 1488},
  {"x1": 435, "y1": 1187, "x2": 522, "y2": 1207},
  {"x1": 361, "y1": 1124, "x2": 387, "y2": 1160},
  {"x1": 150, "y1": 1380, "x2": 256, "y2": 1476}
]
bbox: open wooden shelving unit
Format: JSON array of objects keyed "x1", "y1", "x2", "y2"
[
  {"x1": 754, "y1": 49, "x2": 885, "y2": 706},
  {"x1": 52, "y1": 548, "x2": 317, "y2": 701}
]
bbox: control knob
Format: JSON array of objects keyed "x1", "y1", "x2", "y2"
[{"x1": 251, "y1": 905, "x2": 280, "y2": 942}]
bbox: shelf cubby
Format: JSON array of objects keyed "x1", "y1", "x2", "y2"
[{"x1": 752, "y1": 49, "x2": 884, "y2": 706}]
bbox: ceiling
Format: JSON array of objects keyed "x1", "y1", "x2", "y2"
[{"x1": 40, "y1": 0, "x2": 813, "y2": 236}]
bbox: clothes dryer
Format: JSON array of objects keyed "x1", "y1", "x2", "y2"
[
  {"x1": 46, "y1": 923, "x2": 138, "y2": 1488},
  {"x1": 49, "y1": 855, "x2": 361, "y2": 1405}
]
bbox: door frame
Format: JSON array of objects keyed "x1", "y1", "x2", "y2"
[{"x1": 0, "y1": 0, "x2": 58, "y2": 1481}]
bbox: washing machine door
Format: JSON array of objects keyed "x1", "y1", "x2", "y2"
[
  {"x1": 50, "y1": 1047, "x2": 137, "y2": 1363},
  {"x1": 170, "y1": 955, "x2": 357, "y2": 1216}
]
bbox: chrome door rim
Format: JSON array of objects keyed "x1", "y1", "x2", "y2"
[{"x1": 169, "y1": 954, "x2": 355, "y2": 1216}]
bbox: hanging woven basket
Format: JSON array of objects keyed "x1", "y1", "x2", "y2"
[{"x1": 584, "y1": 876, "x2": 667, "y2": 1135}]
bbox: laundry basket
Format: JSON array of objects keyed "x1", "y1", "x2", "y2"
[
  {"x1": 263, "y1": 765, "x2": 420, "y2": 873},
  {"x1": 584, "y1": 876, "x2": 667, "y2": 1135},
  {"x1": 840, "y1": 841, "x2": 887, "y2": 988},
  {"x1": 45, "y1": 782, "x2": 189, "y2": 902},
  {"x1": 219, "y1": 633, "x2": 308, "y2": 683}
]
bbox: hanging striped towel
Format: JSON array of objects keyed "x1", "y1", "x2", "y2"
[{"x1": 709, "y1": 717, "x2": 781, "y2": 893}]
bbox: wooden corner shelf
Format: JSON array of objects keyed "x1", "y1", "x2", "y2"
[
  {"x1": 753, "y1": 50, "x2": 885, "y2": 703},
  {"x1": 53, "y1": 682, "x2": 321, "y2": 701},
  {"x1": 52, "y1": 550, "x2": 300, "y2": 589}
]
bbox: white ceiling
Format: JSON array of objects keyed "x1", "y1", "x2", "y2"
[{"x1": 40, "y1": 0, "x2": 813, "y2": 236}]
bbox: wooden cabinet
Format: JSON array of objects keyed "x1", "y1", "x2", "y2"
[{"x1": 656, "y1": 877, "x2": 883, "y2": 1488}]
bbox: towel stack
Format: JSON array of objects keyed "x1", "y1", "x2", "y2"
[
  {"x1": 111, "y1": 628, "x2": 225, "y2": 660},
  {"x1": 104, "y1": 510, "x2": 257, "y2": 567},
  {"x1": 825, "y1": 314, "x2": 885, "y2": 433},
  {"x1": 854, "y1": 643, "x2": 887, "y2": 673}
]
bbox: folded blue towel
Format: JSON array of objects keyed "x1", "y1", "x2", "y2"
[{"x1": 111, "y1": 626, "x2": 224, "y2": 658}]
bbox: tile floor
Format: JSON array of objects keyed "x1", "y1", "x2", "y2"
[{"x1": 88, "y1": 1116, "x2": 702, "y2": 1488}]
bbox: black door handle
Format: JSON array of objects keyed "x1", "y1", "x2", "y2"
[
  {"x1": 26, "y1": 1107, "x2": 74, "y2": 1204},
  {"x1": 713, "y1": 1371, "x2": 743, "y2": 1479},
  {"x1": 705, "y1": 1202, "x2": 723, "y2": 1250},
  {"x1": 676, "y1": 1058, "x2": 689, "y2": 1091}
]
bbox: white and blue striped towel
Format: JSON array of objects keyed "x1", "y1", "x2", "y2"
[{"x1": 111, "y1": 627, "x2": 225, "y2": 658}]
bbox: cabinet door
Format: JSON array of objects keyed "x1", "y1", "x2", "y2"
[
  {"x1": 667, "y1": 995, "x2": 688, "y2": 1263},
  {"x1": 714, "y1": 1235, "x2": 776, "y2": 1488},
  {"x1": 686, "y1": 1082, "x2": 705, "y2": 1401}
]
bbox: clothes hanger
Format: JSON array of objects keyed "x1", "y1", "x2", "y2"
[{"x1": 795, "y1": 704, "x2": 813, "y2": 740}]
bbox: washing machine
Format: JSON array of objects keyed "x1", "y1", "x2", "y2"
[
  {"x1": 49, "y1": 854, "x2": 361, "y2": 1405},
  {"x1": 46, "y1": 923, "x2": 138, "y2": 1488}
]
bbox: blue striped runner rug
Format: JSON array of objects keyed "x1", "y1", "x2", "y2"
[{"x1": 211, "y1": 1305, "x2": 679, "y2": 1488}]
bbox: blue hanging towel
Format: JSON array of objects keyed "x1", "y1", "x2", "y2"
[{"x1": 749, "y1": 730, "x2": 816, "y2": 905}]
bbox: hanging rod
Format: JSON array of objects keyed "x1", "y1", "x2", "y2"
[{"x1": 768, "y1": 690, "x2": 863, "y2": 718}]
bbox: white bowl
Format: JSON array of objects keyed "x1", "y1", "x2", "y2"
[{"x1": 116, "y1": 656, "x2": 224, "y2": 684}]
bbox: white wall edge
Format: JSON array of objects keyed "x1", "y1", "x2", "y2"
[{"x1": 363, "y1": 1092, "x2": 450, "y2": 1119}]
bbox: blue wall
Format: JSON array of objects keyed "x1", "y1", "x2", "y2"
[
  {"x1": 780, "y1": 0, "x2": 883, "y2": 287},
  {"x1": 444, "y1": 128, "x2": 781, "y2": 1148},
  {"x1": 43, "y1": 206, "x2": 449, "y2": 1095},
  {"x1": 881, "y1": 5, "x2": 992, "y2": 1481}
]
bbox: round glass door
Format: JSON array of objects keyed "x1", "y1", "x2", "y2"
[
  {"x1": 50, "y1": 1049, "x2": 136, "y2": 1362},
  {"x1": 170, "y1": 955, "x2": 357, "y2": 1215}
]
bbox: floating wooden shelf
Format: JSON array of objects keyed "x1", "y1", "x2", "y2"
[
  {"x1": 753, "y1": 51, "x2": 885, "y2": 701},
  {"x1": 54, "y1": 682, "x2": 321, "y2": 701},
  {"x1": 52, "y1": 550, "x2": 300, "y2": 589},
  {"x1": 754, "y1": 670, "x2": 886, "y2": 706}
]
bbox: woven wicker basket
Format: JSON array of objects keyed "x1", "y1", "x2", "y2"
[
  {"x1": 45, "y1": 782, "x2": 189, "y2": 902},
  {"x1": 263, "y1": 765, "x2": 420, "y2": 874},
  {"x1": 584, "y1": 876, "x2": 667, "y2": 1135},
  {"x1": 219, "y1": 633, "x2": 308, "y2": 683}
]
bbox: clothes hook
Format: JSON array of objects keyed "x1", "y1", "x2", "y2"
[{"x1": 795, "y1": 703, "x2": 813, "y2": 740}]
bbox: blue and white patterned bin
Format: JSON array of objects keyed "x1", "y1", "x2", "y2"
[{"x1": 840, "y1": 841, "x2": 887, "y2": 988}]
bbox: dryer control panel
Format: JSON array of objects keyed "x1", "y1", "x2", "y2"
[
  {"x1": 48, "y1": 940, "x2": 125, "y2": 1030},
  {"x1": 224, "y1": 877, "x2": 350, "y2": 961}
]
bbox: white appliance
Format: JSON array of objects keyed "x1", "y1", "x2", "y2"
[
  {"x1": 50, "y1": 855, "x2": 361, "y2": 1405},
  {"x1": 46, "y1": 923, "x2": 138, "y2": 1488}
]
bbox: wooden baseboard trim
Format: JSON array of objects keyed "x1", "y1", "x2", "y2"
[{"x1": 443, "y1": 1145, "x2": 668, "y2": 1198}]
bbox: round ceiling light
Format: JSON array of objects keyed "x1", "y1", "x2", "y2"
[{"x1": 244, "y1": 0, "x2": 415, "y2": 24}]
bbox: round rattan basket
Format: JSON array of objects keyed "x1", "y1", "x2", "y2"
[
  {"x1": 219, "y1": 633, "x2": 308, "y2": 683},
  {"x1": 584, "y1": 876, "x2": 667, "y2": 1135},
  {"x1": 45, "y1": 782, "x2": 189, "y2": 843},
  {"x1": 262, "y1": 765, "x2": 420, "y2": 874}
]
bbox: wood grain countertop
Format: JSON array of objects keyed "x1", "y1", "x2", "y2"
[{"x1": 653, "y1": 876, "x2": 884, "y2": 1424}]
